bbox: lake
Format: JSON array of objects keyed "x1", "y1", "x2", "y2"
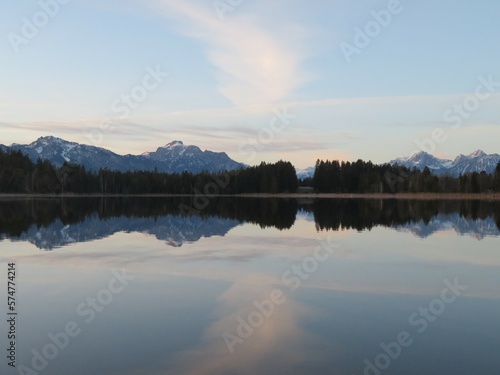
[{"x1": 1, "y1": 197, "x2": 499, "y2": 375}]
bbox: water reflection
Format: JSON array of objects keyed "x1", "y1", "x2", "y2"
[
  {"x1": 309, "y1": 198, "x2": 500, "y2": 230},
  {"x1": 1, "y1": 198, "x2": 500, "y2": 374},
  {"x1": 1, "y1": 198, "x2": 499, "y2": 249}
]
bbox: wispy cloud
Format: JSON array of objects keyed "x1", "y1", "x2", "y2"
[{"x1": 148, "y1": 0, "x2": 310, "y2": 107}]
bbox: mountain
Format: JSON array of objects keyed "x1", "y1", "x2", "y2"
[
  {"x1": 389, "y1": 150, "x2": 500, "y2": 177},
  {"x1": 296, "y1": 149, "x2": 500, "y2": 180},
  {"x1": 296, "y1": 166, "x2": 315, "y2": 180},
  {"x1": 1, "y1": 136, "x2": 246, "y2": 174},
  {"x1": 142, "y1": 140, "x2": 244, "y2": 173}
]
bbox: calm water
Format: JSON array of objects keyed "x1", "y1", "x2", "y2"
[{"x1": 1, "y1": 197, "x2": 500, "y2": 375}]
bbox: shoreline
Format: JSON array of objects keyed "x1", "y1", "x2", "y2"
[
  {"x1": 238, "y1": 193, "x2": 500, "y2": 200},
  {"x1": 1, "y1": 193, "x2": 500, "y2": 200}
]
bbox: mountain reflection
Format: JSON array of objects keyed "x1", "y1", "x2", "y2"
[
  {"x1": 308, "y1": 199, "x2": 500, "y2": 238},
  {"x1": 0, "y1": 197, "x2": 297, "y2": 250},
  {"x1": 0, "y1": 197, "x2": 499, "y2": 249}
]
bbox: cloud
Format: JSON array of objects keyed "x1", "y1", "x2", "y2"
[
  {"x1": 0, "y1": 120, "x2": 169, "y2": 149},
  {"x1": 148, "y1": 0, "x2": 310, "y2": 107}
]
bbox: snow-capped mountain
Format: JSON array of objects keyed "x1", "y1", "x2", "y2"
[
  {"x1": 4, "y1": 136, "x2": 141, "y2": 172},
  {"x1": 389, "y1": 150, "x2": 500, "y2": 177},
  {"x1": 296, "y1": 166, "x2": 315, "y2": 180},
  {"x1": 1, "y1": 136, "x2": 246, "y2": 174},
  {"x1": 142, "y1": 140, "x2": 245, "y2": 173},
  {"x1": 295, "y1": 149, "x2": 500, "y2": 180}
]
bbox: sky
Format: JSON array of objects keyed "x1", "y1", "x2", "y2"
[{"x1": 1, "y1": 0, "x2": 500, "y2": 168}]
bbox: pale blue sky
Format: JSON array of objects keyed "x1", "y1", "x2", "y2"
[{"x1": 1, "y1": 0, "x2": 499, "y2": 168}]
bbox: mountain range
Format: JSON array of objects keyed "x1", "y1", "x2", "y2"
[
  {"x1": 297, "y1": 150, "x2": 500, "y2": 179},
  {"x1": 389, "y1": 150, "x2": 500, "y2": 177},
  {"x1": 0, "y1": 136, "x2": 245, "y2": 174},
  {"x1": 1, "y1": 136, "x2": 498, "y2": 178}
]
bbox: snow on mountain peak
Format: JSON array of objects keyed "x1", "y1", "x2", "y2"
[
  {"x1": 392, "y1": 151, "x2": 447, "y2": 170},
  {"x1": 411, "y1": 151, "x2": 431, "y2": 158},
  {"x1": 35, "y1": 136, "x2": 60, "y2": 143},
  {"x1": 165, "y1": 140, "x2": 184, "y2": 148},
  {"x1": 469, "y1": 150, "x2": 486, "y2": 158},
  {"x1": 389, "y1": 150, "x2": 500, "y2": 176},
  {"x1": 296, "y1": 166, "x2": 315, "y2": 180},
  {"x1": 5, "y1": 136, "x2": 245, "y2": 174},
  {"x1": 32, "y1": 136, "x2": 77, "y2": 148}
]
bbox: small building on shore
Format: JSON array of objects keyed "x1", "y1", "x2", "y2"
[{"x1": 296, "y1": 187, "x2": 315, "y2": 194}]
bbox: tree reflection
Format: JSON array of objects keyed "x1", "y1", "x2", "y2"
[{"x1": 0, "y1": 198, "x2": 499, "y2": 247}]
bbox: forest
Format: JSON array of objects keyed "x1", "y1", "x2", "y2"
[
  {"x1": 0, "y1": 149, "x2": 298, "y2": 194},
  {"x1": 0, "y1": 149, "x2": 500, "y2": 195},
  {"x1": 306, "y1": 158, "x2": 500, "y2": 194}
]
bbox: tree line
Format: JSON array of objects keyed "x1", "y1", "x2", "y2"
[
  {"x1": 1, "y1": 149, "x2": 499, "y2": 195},
  {"x1": 0, "y1": 150, "x2": 297, "y2": 194},
  {"x1": 307, "y1": 159, "x2": 500, "y2": 194}
]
